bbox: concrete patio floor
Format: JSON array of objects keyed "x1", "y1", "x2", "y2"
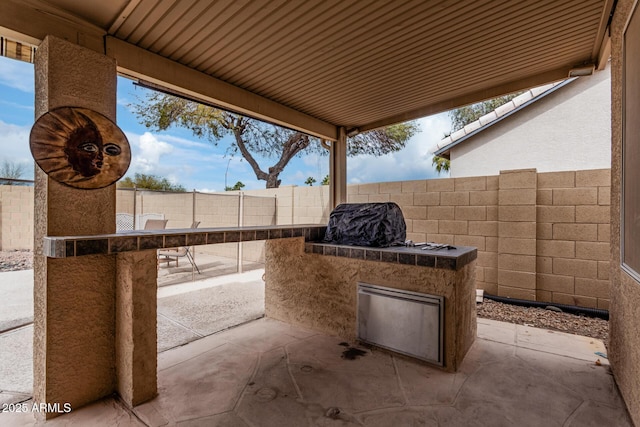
[
  {"x1": 0, "y1": 268, "x2": 267, "y2": 404},
  {"x1": 1, "y1": 316, "x2": 631, "y2": 426}
]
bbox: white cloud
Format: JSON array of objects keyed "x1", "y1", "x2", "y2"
[
  {"x1": 0, "y1": 120, "x2": 33, "y2": 162},
  {"x1": 161, "y1": 134, "x2": 211, "y2": 149},
  {"x1": 120, "y1": 129, "x2": 264, "y2": 191},
  {"x1": 127, "y1": 131, "x2": 174, "y2": 174},
  {"x1": 0, "y1": 57, "x2": 34, "y2": 93},
  {"x1": 346, "y1": 113, "x2": 451, "y2": 183}
]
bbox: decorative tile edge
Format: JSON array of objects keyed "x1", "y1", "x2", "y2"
[
  {"x1": 304, "y1": 242, "x2": 477, "y2": 271},
  {"x1": 43, "y1": 225, "x2": 327, "y2": 258}
]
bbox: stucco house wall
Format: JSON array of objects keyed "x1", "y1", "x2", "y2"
[
  {"x1": 448, "y1": 66, "x2": 611, "y2": 178},
  {"x1": 610, "y1": 0, "x2": 640, "y2": 424}
]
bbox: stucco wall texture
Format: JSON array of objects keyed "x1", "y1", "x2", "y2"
[
  {"x1": 33, "y1": 36, "x2": 118, "y2": 418},
  {"x1": 264, "y1": 238, "x2": 476, "y2": 372},
  {"x1": 116, "y1": 250, "x2": 158, "y2": 407},
  {"x1": 449, "y1": 65, "x2": 611, "y2": 178},
  {"x1": 610, "y1": 0, "x2": 640, "y2": 424}
]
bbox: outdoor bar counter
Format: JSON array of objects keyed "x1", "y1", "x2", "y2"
[
  {"x1": 265, "y1": 238, "x2": 477, "y2": 372},
  {"x1": 43, "y1": 224, "x2": 477, "y2": 378}
]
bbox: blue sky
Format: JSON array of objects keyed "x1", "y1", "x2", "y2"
[{"x1": 0, "y1": 55, "x2": 451, "y2": 191}]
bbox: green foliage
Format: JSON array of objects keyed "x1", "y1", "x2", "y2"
[
  {"x1": 118, "y1": 173, "x2": 186, "y2": 191},
  {"x1": 132, "y1": 92, "x2": 420, "y2": 188},
  {"x1": 347, "y1": 121, "x2": 420, "y2": 156},
  {"x1": 449, "y1": 94, "x2": 522, "y2": 132},
  {"x1": 225, "y1": 181, "x2": 245, "y2": 191},
  {"x1": 432, "y1": 155, "x2": 450, "y2": 175},
  {"x1": 305, "y1": 177, "x2": 316, "y2": 186},
  {"x1": 321, "y1": 175, "x2": 330, "y2": 185}
]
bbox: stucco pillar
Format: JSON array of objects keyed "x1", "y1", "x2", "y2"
[
  {"x1": 329, "y1": 127, "x2": 347, "y2": 208},
  {"x1": 116, "y1": 250, "x2": 158, "y2": 407},
  {"x1": 33, "y1": 36, "x2": 117, "y2": 417}
]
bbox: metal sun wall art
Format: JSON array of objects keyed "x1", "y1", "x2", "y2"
[{"x1": 30, "y1": 107, "x2": 131, "y2": 189}]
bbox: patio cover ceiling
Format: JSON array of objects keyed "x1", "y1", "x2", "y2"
[{"x1": 1, "y1": 0, "x2": 614, "y2": 141}]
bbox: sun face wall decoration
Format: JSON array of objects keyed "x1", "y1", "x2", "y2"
[{"x1": 30, "y1": 107, "x2": 131, "y2": 189}]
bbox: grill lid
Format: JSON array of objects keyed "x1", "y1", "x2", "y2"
[{"x1": 323, "y1": 203, "x2": 406, "y2": 247}]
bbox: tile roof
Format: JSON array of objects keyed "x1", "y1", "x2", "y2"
[{"x1": 434, "y1": 78, "x2": 576, "y2": 156}]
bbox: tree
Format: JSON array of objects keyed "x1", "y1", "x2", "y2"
[
  {"x1": 432, "y1": 93, "x2": 523, "y2": 175},
  {"x1": 321, "y1": 175, "x2": 330, "y2": 185},
  {"x1": 118, "y1": 173, "x2": 186, "y2": 191},
  {"x1": 449, "y1": 94, "x2": 522, "y2": 132},
  {"x1": 0, "y1": 160, "x2": 26, "y2": 184},
  {"x1": 432, "y1": 156, "x2": 450, "y2": 174},
  {"x1": 132, "y1": 92, "x2": 419, "y2": 189},
  {"x1": 225, "y1": 181, "x2": 245, "y2": 191},
  {"x1": 305, "y1": 177, "x2": 316, "y2": 186}
]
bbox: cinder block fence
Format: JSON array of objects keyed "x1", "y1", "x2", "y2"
[
  {"x1": 0, "y1": 168, "x2": 611, "y2": 308},
  {"x1": 0, "y1": 185, "x2": 34, "y2": 250},
  {"x1": 343, "y1": 168, "x2": 611, "y2": 309}
]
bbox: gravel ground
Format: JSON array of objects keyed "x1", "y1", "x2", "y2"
[
  {"x1": 0, "y1": 250, "x2": 608, "y2": 341},
  {"x1": 477, "y1": 298, "x2": 608, "y2": 342},
  {"x1": 0, "y1": 250, "x2": 33, "y2": 272}
]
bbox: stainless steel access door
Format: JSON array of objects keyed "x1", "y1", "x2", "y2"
[{"x1": 357, "y1": 283, "x2": 444, "y2": 365}]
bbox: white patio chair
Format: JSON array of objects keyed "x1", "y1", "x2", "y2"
[{"x1": 157, "y1": 221, "x2": 201, "y2": 274}]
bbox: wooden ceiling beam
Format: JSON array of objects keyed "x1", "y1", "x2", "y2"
[{"x1": 106, "y1": 37, "x2": 339, "y2": 141}]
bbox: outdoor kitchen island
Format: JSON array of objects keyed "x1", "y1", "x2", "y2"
[{"x1": 264, "y1": 239, "x2": 478, "y2": 372}]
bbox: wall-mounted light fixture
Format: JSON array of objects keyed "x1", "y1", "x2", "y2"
[{"x1": 568, "y1": 65, "x2": 595, "y2": 77}]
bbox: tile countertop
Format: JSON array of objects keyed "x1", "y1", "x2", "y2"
[
  {"x1": 42, "y1": 223, "x2": 478, "y2": 271},
  {"x1": 304, "y1": 242, "x2": 477, "y2": 271},
  {"x1": 42, "y1": 224, "x2": 327, "y2": 258}
]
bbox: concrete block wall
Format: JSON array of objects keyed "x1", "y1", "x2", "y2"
[
  {"x1": 497, "y1": 169, "x2": 537, "y2": 300},
  {"x1": 345, "y1": 168, "x2": 611, "y2": 309},
  {"x1": 138, "y1": 191, "x2": 195, "y2": 228},
  {"x1": 292, "y1": 185, "x2": 331, "y2": 224},
  {"x1": 243, "y1": 185, "x2": 329, "y2": 225},
  {"x1": 346, "y1": 176, "x2": 501, "y2": 296},
  {"x1": 116, "y1": 189, "x2": 135, "y2": 215},
  {"x1": 0, "y1": 169, "x2": 611, "y2": 307},
  {"x1": 114, "y1": 190, "x2": 276, "y2": 263},
  {"x1": 535, "y1": 169, "x2": 611, "y2": 309},
  {"x1": 0, "y1": 185, "x2": 34, "y2": 250},
  {"x1": 193, "y1": 192, "x2": 241, "y2": 260}
]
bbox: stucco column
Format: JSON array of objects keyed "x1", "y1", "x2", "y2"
[
  {"x1": 115, "y1": 250, "x2": 157, "y2": 407},
  {"x1": 33, "y1": 36, "x2": 117, "y2": 417}
]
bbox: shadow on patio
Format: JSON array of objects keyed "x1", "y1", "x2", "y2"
[{"x1": 1, "y1": 314, "x2": 631, "y2": 426}]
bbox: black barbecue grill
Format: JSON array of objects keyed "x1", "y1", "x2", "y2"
[{"x1": 323, "y1": 202, "x2": 406, "y2": 247}]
